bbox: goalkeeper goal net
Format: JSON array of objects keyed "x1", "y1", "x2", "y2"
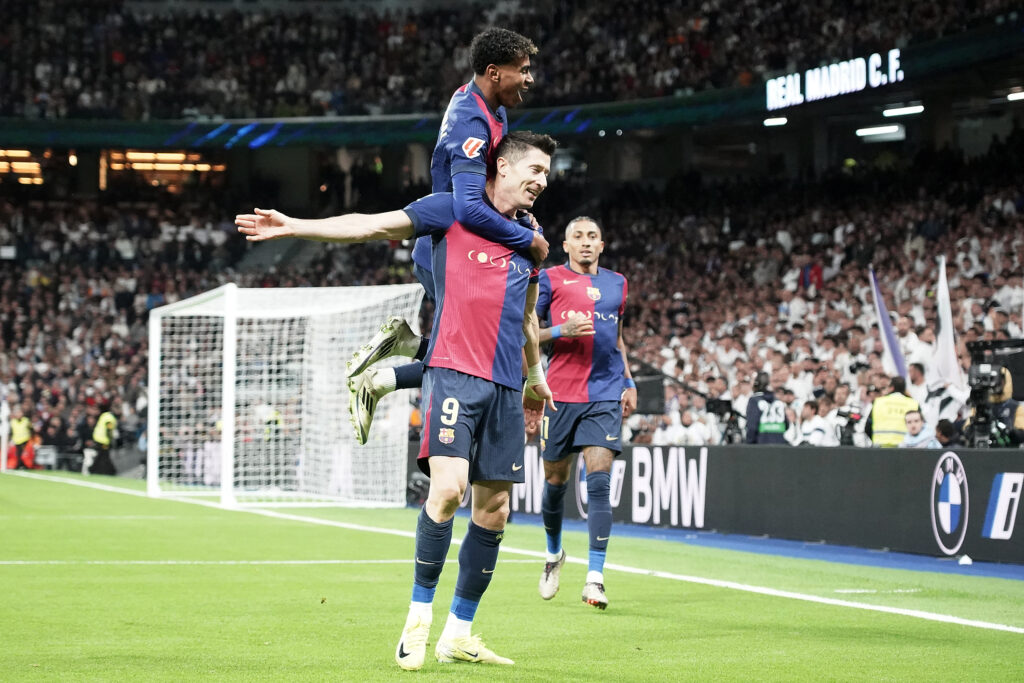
[{"x1": 147, "y1": 283, "x2": 424, "y2": 507}]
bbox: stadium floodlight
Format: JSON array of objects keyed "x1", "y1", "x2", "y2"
[
  {"x1": 763, "y1": 117, "x2": 788, "y2": 127},
  {"x1": 882, "y1": 105, "x2": 924, "y2": 117},
  {"x1": 147, "y1": 283, "x2": 424, "y2": 507},
  {"x1": 856, "y1": 124, "x2": 900, "y2": 137},
  {"x1": 1009, "y1": 91, "x2": 1024, "y2": 102}
]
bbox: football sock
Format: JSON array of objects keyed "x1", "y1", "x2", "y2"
[
  {"x1": 373, "y1": 367, "x2": 398, "y2": 394},
  {"x1": 587, "y1": 471, "x2": 612, "y2": 575},
  {"x1": 394, "y1": 361, "x2": 424, "y2": 391},
  {"x1": 412, "y1": 507, "x2": 453, "y2": 603},
  {"x1": 414, "y1": 337, "x2": 430, "y2": 361},
  {"x1": 441, "y1": 609, "x2": 473, "y2": 639},
  {"x1": 453, "y1": 521, "x2": 504, "y2": 607},
  {"x1": 542, "y1": 481, "x2": 567, "y2": 558}
]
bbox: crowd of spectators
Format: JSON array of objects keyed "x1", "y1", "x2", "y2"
[
  {"x1": 4, "y1": 125, "x2": 1024, "y2": 465},
  {"x1": 0, "y1": 0, "x2": 1018, "y2": 120}
]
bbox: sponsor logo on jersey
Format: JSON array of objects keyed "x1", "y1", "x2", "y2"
[
  {"x1": 930, "y1": 452, "x2": 969, "y2": 555},
  {"x1": 438, "y1": 428, "x2": 455, "y2": 445},
  {"x1": 562, "y1": 279, "x2": 578, "y2": 284},
  {"x1": 462, "y1": 137, "x2": 486, "y2": 159},
  {"x1": 587, "y1": 286, "x2": 601, "y2": 301},
  {"x1": 559, "y1": 309, "x2": 619, "y2": 323},
  {"x1": 466, "y1": 249, "x2": 532, "y2": 276}
]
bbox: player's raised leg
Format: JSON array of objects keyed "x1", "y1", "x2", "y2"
[
  {"x1": 395, "y1": 456, "x2": 468, "y2": 670},
  {"x1": 581, "y1": 446, "x2": 615, "y2": 610},
  {"x1": 435, "y1": 479, "x2": 514, "y2": 666},
  {"x1": 346, "y1": 316, "x2": 427, "y2": 379}
]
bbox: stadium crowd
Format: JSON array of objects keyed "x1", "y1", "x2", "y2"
[
  {"x1": 4, "y1": 125, "x2": 1024, "y2": 463},
  {"x1": 0, "y1": 0, "x2": 1018, "y2": 120}
]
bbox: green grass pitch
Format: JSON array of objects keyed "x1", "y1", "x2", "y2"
[{"x1": 2, "y1": 470, "x2": 1023, "y2": 681}]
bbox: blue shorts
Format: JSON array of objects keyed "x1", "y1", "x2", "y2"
[
  {"x1": 414, "y1": 263, "x2": 435, "y2": 303},
  {"x1": 541, "y1": 400, "x2": 623, "y2": 461},
  {"x1": 418, "y1": 367, "x2": 526, "y2": 483}
]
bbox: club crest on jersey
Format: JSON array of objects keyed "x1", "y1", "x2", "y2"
[
  {"x1": 462, "y1": 137, "x2": 486, "y2": 159},
  {"x1": 438, "y1": 428, "x2": 455, "y2": 445},
  {"x1": 587, "y1": 286, "x2": 601, "y2": 301}
]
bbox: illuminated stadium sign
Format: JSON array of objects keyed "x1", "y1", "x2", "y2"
[{"x1": 766, "y1": 48, "x2": 904, "y2": 111}]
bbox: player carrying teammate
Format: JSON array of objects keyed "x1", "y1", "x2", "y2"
[
  {"x1": 236, "y1": 130, "x2": 559, "y2": 670},
  {"x1": 534, "y1": 217, "x2": 637, "y2": 610},
  {"x1": 346, "y1": 27, "x2": 548, "y2": 445}
]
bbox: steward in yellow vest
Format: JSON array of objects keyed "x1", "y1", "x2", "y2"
[{"x1": 867, "y1": 377, "x2": 920, "y2": 447}]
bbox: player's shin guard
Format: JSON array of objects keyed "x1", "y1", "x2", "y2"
[
  {"x1": 452, "y1": 521, "x2": 504, "y2": 620},
  {"x1": 412, "y1": 508, "x2": 454, "y2": 603},
  {"x1": 586, "y1": 471, "x2": 612, "y2": 574},
  {"x1": 541, "y1": 481, "x2": 567, "y2": 556}
]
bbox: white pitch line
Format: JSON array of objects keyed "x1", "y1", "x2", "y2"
[
  {"x1": 5, "y1": 470, "x2": 1024, "y2": 635},
  {"x1": 0, "y1": 559, "x2": 539, "y2": 566}
]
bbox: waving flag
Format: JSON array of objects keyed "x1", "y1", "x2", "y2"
[
  {"x1": 933, "y1": 255, "x2": 966, "y2": 389},
  {"x1": 869, "y1": 266, "x2": 907, "y2": 379}
]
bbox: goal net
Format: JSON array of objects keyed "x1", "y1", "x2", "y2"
[{"x1": 147, "y1": 283, "x2": 424, "y2": 507}]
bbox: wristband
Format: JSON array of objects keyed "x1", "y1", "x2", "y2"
[
  {"x1": 550, "y1": 325, "x2": 562, "y2": 340},
  {"x1": 624, "y1": 378, "x2": 636, "y2": 389},
  {"x1": 527, "y1": 362, "x2": 546, "y2": 386}
]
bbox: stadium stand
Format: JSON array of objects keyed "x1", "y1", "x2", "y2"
[
  {"x1": 0, "y1": 0, "x2": 1018, "y2": 119},
  {"x1": 3, "y1": 125, "x2": 1023, "y2": 455}
]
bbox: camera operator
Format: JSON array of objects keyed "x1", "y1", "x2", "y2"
[
  {"x1": 865, "y1": 376, "x2": 919, "y2": 447},
  {"x1": 965, "y1": 367, "x2": 1024, "y2": 447}
]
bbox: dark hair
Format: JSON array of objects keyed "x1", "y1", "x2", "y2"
[
  {"x1": 910, "y1": 362, "x2": 925, "y2": 375},
  {"x1": 470, "y1": 28, "x2": 538, "y2": 75},
  {"x1": 494, "y1": 130, "x2": 558, "y2": 163},
  {"x1": 936, "y1": 419, "x2": 955, "y2": 438},
  {"x1": 904, "y1": 409, "x2": 923, "y2": 421},
  {"x1": 565, "y1": 216, "x2": 601, "y2": 239},
  {"x1": 890, "y1": 376, "x2": 907, "y2": 394},
  {"x1": 803, "y1": 399, "x2": 819, "y2": 413}
]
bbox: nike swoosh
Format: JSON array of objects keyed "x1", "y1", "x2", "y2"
[
  {"x1": 512, "y1": 463, "x2": 523, "y2": 471},
  {"x1": 482, "y1": 568, "x2": 494, "y2": 574},
  {"x1": 398, "y1": 643, "x2": 411, "y2": 658},
  {"x1": 605, "y1": 435, "x2": 618, "y2": 441},
  {"x1": 596, "y1": 536, "x2": 609, "y2": 541},
  {"x1": 415, "y1": 557, "x2": 438, "y2": 565},
  {"x1": 464, "y1": 651, "x2": 479, "y2": 658},
  {"x1": 562, "y1": 279, "x2": 578, "y2": 284}
]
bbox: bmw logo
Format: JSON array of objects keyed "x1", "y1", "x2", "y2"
[{"x1": 930, "y1": 452, "x2": 969, "y2": 556}]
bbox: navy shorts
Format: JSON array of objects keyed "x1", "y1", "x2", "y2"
[
  {"x1": 418, "y1": 367, "x2": 526, "y2": 483},
  {"x1": 541, "y1": 400, "x2": 623, "y2": 461},
  {"x1": 414, "y1": 263, "x2": 436, "y2": 303}
]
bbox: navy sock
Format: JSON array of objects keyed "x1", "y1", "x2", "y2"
[
  {"x1": 587, "y1": 471, "x2": 612, "y2": 572},
  {"x1": 414, "y1": 336, "x2": 430, "y2": 361},
  {"x1": 541, "y1": 481, "x2": 568, "y2": 555},
  {"x1": 452, "y1": 521, "x2": 504, "y2": 618},
  {"x1": 412, "y1": 507, "x2": 453, "y2": 603},
  {"x1": 394, "y1": 361, "x2": 424, "y2": 391}
]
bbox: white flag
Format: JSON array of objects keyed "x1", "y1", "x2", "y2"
[{"x1": 934, "y1": 255, "x2": 966, "y2": 390}]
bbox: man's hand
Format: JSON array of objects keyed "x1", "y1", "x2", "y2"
[
  {"x1": 561, "y1": 312, "x2": 595, "y2": 337},
  {"x1": 621, "y1": 386, "x2": 638, "y2": 418},
  {"x1": 235, "y1": 208, "x2": 293, "y2": 241},
  {"x1": 523, "y1": 379, "x2": 556, "y2": 430},
  {"x1": 528, "y1": 230, "x2": 549, "y2": 265}
]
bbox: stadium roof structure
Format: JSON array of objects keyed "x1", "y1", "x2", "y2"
[{"x1": 1, "y1": 18, "x2": 1022, "y2": 149}]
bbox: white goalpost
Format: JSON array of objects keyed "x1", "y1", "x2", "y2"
[{"x1": 147, "y1": 283, "x2": 424, "y2": 507}]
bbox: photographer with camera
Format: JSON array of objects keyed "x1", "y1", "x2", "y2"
[{"x1": 965, "y1": 365, "x2": 1024, "y2": 447}]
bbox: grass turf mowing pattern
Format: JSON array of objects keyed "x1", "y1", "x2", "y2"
[{"x1": 2, "y1": 472, "x2": 1023, "y2": 681}]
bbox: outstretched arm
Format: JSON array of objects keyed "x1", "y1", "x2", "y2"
[{"x1": 236, "y1": 207, "x2": 414, "y2": 244}]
